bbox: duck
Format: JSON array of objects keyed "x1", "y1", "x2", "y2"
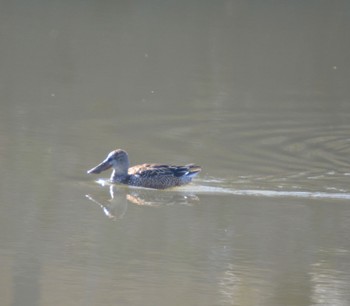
[{"x1": 87, "y1": 149, "x2": 201, "y2": 189}]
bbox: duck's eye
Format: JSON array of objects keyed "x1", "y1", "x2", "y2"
[{"x1": 107, "y1": 156, "x2": 114, "y2": 162}]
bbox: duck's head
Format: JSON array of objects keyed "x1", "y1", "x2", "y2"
[{"x1": 87, "y1": 149, "x2": 130, "y2": 175}]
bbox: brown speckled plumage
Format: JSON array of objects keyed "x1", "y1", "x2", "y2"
[{"x1": 87, "y1": 149, "x2": 201, "y2": 189}]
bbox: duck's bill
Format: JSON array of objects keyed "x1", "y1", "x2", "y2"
[{"x1": 87, "y1": 160, "x2": 112, "y2": 174}]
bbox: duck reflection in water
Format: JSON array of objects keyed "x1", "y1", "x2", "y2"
[{"x1": 86, "y1": 183, "x2": 200, "y2": 220}]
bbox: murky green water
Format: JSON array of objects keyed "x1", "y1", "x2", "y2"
[{"x1": 1, "y1": 1, "x2": 350, "y2": 305}]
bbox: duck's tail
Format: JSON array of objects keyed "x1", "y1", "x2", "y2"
[
  {"x1": 171, "y1": 164, "x2": 201, "y2": 178},
  {"x1": 184, "y1": 164, "x2": 202, "y2": 177}
]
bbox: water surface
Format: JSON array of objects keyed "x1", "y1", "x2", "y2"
[{"x1": 1, "y1": 1, "x2": 350, "y2": 305}]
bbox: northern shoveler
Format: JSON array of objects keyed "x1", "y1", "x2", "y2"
[{"x1": 87, "y1": 149, "x2": 201, "y2": 189}]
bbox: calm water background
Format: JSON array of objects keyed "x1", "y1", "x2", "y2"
[{"x1": 1, "y1": 1, "x2": 350, "y2": 305}]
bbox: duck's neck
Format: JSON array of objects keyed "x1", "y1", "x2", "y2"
[{"x1": 110, "y1": 164, "x2": 129, "y2": 182}]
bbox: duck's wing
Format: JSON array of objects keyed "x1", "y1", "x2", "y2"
[{"x1": 129, "y1": 164, "x2": 201, "y2": 178}]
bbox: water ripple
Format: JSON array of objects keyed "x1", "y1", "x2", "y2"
[
  {"x1": 190, "y1": 185, "x2": 350, "y2": 200},
  {"x1": 182, "y1": 173, "x2": 350, "y2": 200}
]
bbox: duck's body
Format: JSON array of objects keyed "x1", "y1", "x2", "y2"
[{"x1": 87, "y1": 149, "x2": 201, "y2": 189}]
